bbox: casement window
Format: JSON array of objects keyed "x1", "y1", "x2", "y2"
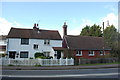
[
  {"x1": 21, "y1": 38, "x2": 29, "y2": 45},
  {"x1": 43, "y1": 52, "x2": 50, "y2": 57},
  {"x1": 89, "y1": 51, "x2": 94, "y2": 56},
  {"x1": 100, "y1": 51, "x2": 104, "y2": 56},
  {"x1": 76, "y1": 50, "x2": 82, "y2": 56},
  {"x1": 33, "y1": 44, "x2": 38, "y2": 49},
  {"x1": 20, "y1": 51, "x2": 29, "y2": 58},
  {"x1": 44, "y1": 40, "x2": 50, "y2": 45}
]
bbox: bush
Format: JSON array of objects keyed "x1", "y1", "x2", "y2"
[
  {"x1": 29, "y1": 57, "x2": 34, "y2": 59},
  {"x1": 8, "y1": 64, "x2": 14, "y2": 66},
  {"x1": 35, "y1": 64, "x2": 41, "y2": 67},
  {"x1": 34, "y1": 52, "x2": 44, "y2": 58},
  {"x1": 36, "y1": 56, "x2": 47, "y2": 59},
  {"x1": 47, "y1": 56, "x2": 53, "y2": 59},
  {"x1": 0, "y1": 54, "x2": 6, "y2": 57}
]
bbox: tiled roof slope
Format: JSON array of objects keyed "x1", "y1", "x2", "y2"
[
  {"x1": 7, "y1": 27, "x2": 62, "y2": 40},
  {"x1": 64, "y1": 35, "x2": 110, "y2": 50}
]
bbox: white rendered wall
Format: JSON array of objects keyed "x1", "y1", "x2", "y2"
[{"x1": 7, "y1": 38, "x2": 62, "y2": 59}]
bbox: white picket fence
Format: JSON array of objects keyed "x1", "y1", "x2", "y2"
[{"x1": 1, "y1": 58, "x2": 74, "y2": 66}]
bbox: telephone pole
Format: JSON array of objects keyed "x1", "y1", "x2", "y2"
[{"x1": 102, "y1": 22, "x2": 105, "y2": 57}]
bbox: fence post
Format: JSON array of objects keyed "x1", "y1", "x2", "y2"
[
  {"x1": 79, "y1": 58, "x2": 80, "y2": 65},
  {"x1": 71, "y1": 58, "x2": 74, "y2": 65},
  {"x1": 8, "y1": 58, "x2": 10, "y2": 65},
  {"x1": 66, "y1": 58, "x2": 68, "y2": 65},
  {"x1": 60, "y1": 58, "x2": 62, "y2": 65},
  {"x1": 39, "y1": 59, "x2": 42, "y2": 66}
]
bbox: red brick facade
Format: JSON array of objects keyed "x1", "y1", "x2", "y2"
[{"x1": 74, "y1": 50, "x2": 110, "y2": 59}]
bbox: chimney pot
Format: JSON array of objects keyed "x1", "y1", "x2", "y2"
[
  {"x1": 37, "y1": 24, "x2": 38, "y2": 27},
  {"x1": 34, "y1": 23, "x2": 36, "y2": 28},
  {"x1": 63, "y1": 22, "x2": 67, "y2": 37}
]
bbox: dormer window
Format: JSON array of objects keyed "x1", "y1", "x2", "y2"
[
  {"x1": 44, "y1": 40, "x2": 50, "y2": 45},
  {"x1": 21, "y1": 38, "x2": 29, "y2": 45}
]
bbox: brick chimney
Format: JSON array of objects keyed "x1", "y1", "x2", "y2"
[
  {"x1": 63, "y1": 22, "x2": 67, "y2": 37},
  {"x1": 33, "y1": 23, "x2": 39, "y2": 31}
]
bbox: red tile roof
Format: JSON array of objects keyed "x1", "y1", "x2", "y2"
[
  {"x1": 64, "y1": 35, "x2": 110, "y2": 50},
  {"x1": 52, "y1": 47, "x2": 64, "y2": 50},
  {"x1": 7, "y1": 27, "x2": 62, "y2": 40}
]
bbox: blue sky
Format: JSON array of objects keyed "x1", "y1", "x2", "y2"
[{"x1": 0, "y1": 2, "x2": 118, "y2": 36}]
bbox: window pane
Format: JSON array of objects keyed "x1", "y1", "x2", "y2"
[
  {"x1": 44, "y1": 52, "x2": 50, "y2": 57},
  {"x1": 89, "y1": 51, "x2": 94, "y2": 56},
  {"x1": 44, "y1": 40, "x2": 50, "y2": 45},
  {"x1": 21, "y1": 38, "x2": 29, "y2": 45},
  {"x1": 76, "y1": 51, "x2": 82, "y2": 56},
  {"x1": 34, "y1": 44, "x2": 38, "y2": 49},
  {"x1": 20, "y1": 52, "x2": 28, "y2": 58},
  {"x1": 44, "y1": 40, "x2": 46, "y2": 44}
]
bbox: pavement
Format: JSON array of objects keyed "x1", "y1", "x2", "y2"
[
  {"x1": 2, "y1": 68, "x2": 119, "y2": 79},
  {"x1": 2, "y1": 64, "x2": 119, "y2": 70}
]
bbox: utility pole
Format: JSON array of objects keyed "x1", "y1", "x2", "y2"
[{"x1": 102, "y1": 22, "x2": 105, "y2": 57}]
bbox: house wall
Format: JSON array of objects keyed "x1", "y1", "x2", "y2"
[
  {"x1": 74, "y1": 50, "x2": 110, "y2": 59},
  {"x1": 7, "y1": 38, "x2": 62, "y2": 59},
  {"x1": 0, "y1": 39, "x2": 7, "y2": 54}
]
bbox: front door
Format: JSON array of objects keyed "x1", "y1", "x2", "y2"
[
  {"x1": 57, "y1": 51, "x2": 61, "y2": 59},
  {"x1": 9, "y1": 51, "x2": 16, "y2": 59}
]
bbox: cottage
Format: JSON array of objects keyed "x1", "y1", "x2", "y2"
[
  {"x1": 62, "y1": 23, "x2": 111, "y2": 59},
  {"x1": 6, "y1": 23, "x2": 63, "y2": 59}
]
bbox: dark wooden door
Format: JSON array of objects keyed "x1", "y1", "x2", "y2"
[{"x1": 9, "y1": 51, "x2": 16, "y2": 59}]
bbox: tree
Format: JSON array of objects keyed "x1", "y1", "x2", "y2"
[
  {"x1": 80, "y1": 24, "x2": 119, "y2": 57},
  {"x1": 80, "y1": 25, "x2": 90, "y2": 36},
  {"x1": 80, "y1": 24, "x2": 102, "y2": 37},
  {"x1": 103, "y1": 25, "x2": 119, "y2": 57}
]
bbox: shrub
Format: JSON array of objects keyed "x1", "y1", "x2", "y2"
[
  {"x1": 0, "y1": 54, "x2": 6, "y2": 57},
  {"x1": 35, "y1": 64, "x2": 41, "y2": 67},
  {"x1": 29, "y1": 57, "x2": 34, "y2": 59},
  {"x1": 8, "y1": 64, "x2": 14, "y2": 66},
  {"x1": 34, "y1": 52, "x2": 44, "y2": 58},
  {"x1": 36, "y1": 56, "x2": 47, "y2": 59},
  {"x1": 47, "y1": 56, "x2": 53, "y2": 59}
]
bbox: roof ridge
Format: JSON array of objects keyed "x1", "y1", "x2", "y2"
[
  {"x1": 11, "y1": 27, "x2": 32, "y2": 30},
  {"x1": 39, "y1": 29, "x2": 58, "y2": 32},
  {"x1": 66, "y1": 35, "x2": 102, "y2": 38},
  {"x1": 11, "y1": 27, "x2": 58, "y2": 32}
]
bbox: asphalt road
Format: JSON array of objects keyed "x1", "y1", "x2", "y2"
[{"x1": 1, "y1": 68, "x2": 119, "y2": 80}]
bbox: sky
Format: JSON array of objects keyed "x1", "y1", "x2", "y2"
[{"x1": 0, "y1": 1, "x2": 118, "y2": 37}]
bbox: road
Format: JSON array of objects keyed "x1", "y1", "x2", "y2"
[{"x1": 1, "y1": 68, "x2": 119, "y2": 80}]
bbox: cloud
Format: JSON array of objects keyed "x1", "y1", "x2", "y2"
[
  {"x1": 0, "y1": 17, "x2": 29, "y2": 35},
  {"x1": 67, "y1": 12, "x2": 118, "y2": 36},
  {"x1": 0, "y1": 18, "x2": 13, "y2": 35},
  {"x1": 101, "y1": 13, "x2": 118, "y2": 29}
]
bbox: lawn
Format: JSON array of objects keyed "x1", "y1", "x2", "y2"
[{"x1": 80, "y1": 62, "x2": 119, "y2": 66}]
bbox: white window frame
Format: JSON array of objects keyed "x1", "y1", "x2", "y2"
[
  {"x1": 89, "y1": 51, "x2": 94, "y2": 56},
  {"x1": 21, "y1": 38, "x2": 29, "y2": 45},
  {"x1": 76, "y1": 50, "x2": 82, "y2": 56},
  {"x1": 44, "y1": 40, "x2": 50, "y2": 45},
  {"x1": 20, "y1": 51, "x2": 29, "y2": 58},
  {"x1": 43, "y1": 52, "x2": 50, "y2": 57},
  {"x1": 100, "y1": 51, "x2": 104, "y2": 56},
  {"x1": 33, "y1": 44, "x2": 39, "y2": 49}
]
